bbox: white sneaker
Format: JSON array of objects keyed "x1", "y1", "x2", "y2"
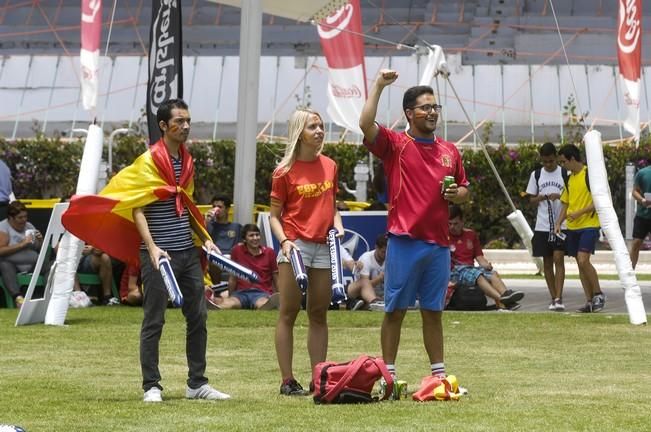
[
  {"x1": 186, "y1": 384, "x2": 231, "y2": 400},
  {"x1": 368, "y1": 301, "x2": 385, "y2": 312},
  {"x1": 143, "y1": 387, "x2": 162, "y2": 403},
  {"x1": 554, "y1": 300, "x2": 565, "y2": 312},
  {"x1": 548, "y1": 300, "x2": 557, "y2": 311}
]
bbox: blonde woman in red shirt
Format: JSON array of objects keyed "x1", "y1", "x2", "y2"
[{"x1": 270, "y1": 108, "x2": 344, "y2": 396}]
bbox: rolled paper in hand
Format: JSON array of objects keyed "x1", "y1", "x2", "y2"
[
  {"x1": 289, "y1": 247, "x2": 308, "y2": 293},
  {"x1": 327, "y1": 228, "x2": 347, "y2": 304},
  {"x1": 159, "y1": 256, "x2": 183, "y2": 307}
]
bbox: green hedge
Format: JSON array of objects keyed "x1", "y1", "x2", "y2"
[{"x1": 1, "y1": 135, "x2": 649, "y2": 246}]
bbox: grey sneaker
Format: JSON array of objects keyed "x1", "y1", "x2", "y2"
[
  {"x1": 576, "y1": 302, "x2": 593, "y2": 313},
  {"x1": 186, "y1": 384, "x2": 231, "y2": 400},
  {"x1": 143, "y1": 387, "x2": 162, "y2": 403},
  {"x1": 592, "y1": 293, "x2": 605, "y2": 312},
  {"x1": 500, "y1": 289, "x2": 524, "y2": 306},
  {"x1": 368, "y1": 301, "x2": 385, "y2": 312}
]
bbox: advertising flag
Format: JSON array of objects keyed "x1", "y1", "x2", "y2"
[
  {"x1": 147, "y1": 0, "x2": 183, "y2": 143},
  {"x1": 617, "y1": 0, "x2": 642, "y2": 141},
  {"x1": 80, "y1": 0, "x2": 102, "y2": 111},
  {"x1": 317, "y1": 0, "x2": 366, "y2": 134}
]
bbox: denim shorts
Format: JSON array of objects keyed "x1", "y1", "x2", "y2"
[
  {"x1": 277, "y1": 239, "x2": 330, "y2": 269},
  {"x1": 232, "y1": 288, "x2": 270, "y2": 309}
]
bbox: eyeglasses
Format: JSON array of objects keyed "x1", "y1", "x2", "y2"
[{"x1": 410, "y1": 103, "x2": 442, "y2": 114}]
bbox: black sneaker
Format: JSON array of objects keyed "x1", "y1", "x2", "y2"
[
  {"x1": 576, "y1": 302, "x2": 593, "y2": 313},
  {"x1": 500, "y1": 289, "x2": 524, "y2": 306},
  {"x1": 351, "y1": 299, "x2": 365, "y2": 311},
  {"x1": 280, "y1": 379, "x2": 309, "y2": 396},
  {"x1": 591, "y1": 293, "x2": 605, "y2": 312}
]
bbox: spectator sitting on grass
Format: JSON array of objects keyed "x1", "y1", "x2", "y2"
[
  {"x1": 347, "y1": 233, "x2": 386, "y2": 311},
  {"x1": 211, "y1": 224, "x2": 279, "y2": 310},
  {"x1": 448, "y1": 205, "x2": 524, "y2": 311}
]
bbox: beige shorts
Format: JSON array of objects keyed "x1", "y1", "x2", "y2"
[{"x1": 277, "y1": 239, "x2": 330, "y2": 269}]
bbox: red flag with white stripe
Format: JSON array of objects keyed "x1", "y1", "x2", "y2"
[
  {"x1": 617, "y1": 0, "x2": 642, "y2": 141},
  {"x1": 80, "y1": 0, "x2": 102, "y2": 111},
  {"x1": 317, "y1": 0, "x2": 366, "y2": 134}
]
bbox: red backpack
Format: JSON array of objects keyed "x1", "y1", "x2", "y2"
[{"x1": 312, "y1": 355, "x2": 394, "y2": 404}]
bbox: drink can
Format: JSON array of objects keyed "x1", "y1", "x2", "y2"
[
  {"x1": 442, "y1": 175, "x2": 455, "y2": 194},
  {"x1": 394, "y1": 380, "x2": 408, "y2": 400},
  {"x1": 25, "y1": 229, "x2": 36, "y2": 244},
  {"x1": 379, "y1": 379, "x2": 408, "y2": 400}
]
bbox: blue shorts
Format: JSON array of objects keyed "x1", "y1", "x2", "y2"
[
  {"x1": 450, "y1": 265, "x2": 494, "y2": 288},
  {"x1": 566, "y1": 228, "x2": 599, "y2": 257},
  {"x1": 232, "y1": 288, "x2": 270, "y2": 310},
  {"x1": 384, "y1": 235, "x2": 450, "y2": 312}
]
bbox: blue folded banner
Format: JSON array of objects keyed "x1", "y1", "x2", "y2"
[
  {"x1": 159, "y1": 256, "x2": 183, "y2": 307},
  {"x1": 205, "y1": 249, "x2": 260, "y2": 283},
  {"x1": 289, "y1": 247, "x2": 308, "y2": 293},
  {"x1": 327, "y1": 228, "x2": 347, "y2": 304}
]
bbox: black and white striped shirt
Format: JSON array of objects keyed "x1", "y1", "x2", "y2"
[{"x1": 141, "y1": 155, "x2": 194, "y2": 252}]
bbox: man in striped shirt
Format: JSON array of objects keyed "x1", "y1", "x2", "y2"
[{"x1": 134, "y1": 99, "x2": 230, "y2": 403}]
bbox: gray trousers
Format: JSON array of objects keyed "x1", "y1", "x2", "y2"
[
  {"x1": 139, "y1": 248, "x2": 208, "y2": 392},
  {"x1": 0, "y1": 249, "x2": 39, "y2": 297}
]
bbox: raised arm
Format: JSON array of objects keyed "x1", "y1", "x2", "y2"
[{"x1": 359, "y1": 69, "x2": 399, "y2": 143}]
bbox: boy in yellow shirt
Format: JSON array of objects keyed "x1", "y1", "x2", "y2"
[{"x1": 555, "y1": 144, "x2": 605, "y2": 313}]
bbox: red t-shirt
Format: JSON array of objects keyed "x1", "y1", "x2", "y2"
[
  {"x1": 449, "y1": 228, "x2": 483, "y2": 266},
  {"x1": 364, "y1": 125, "x2": 469, "y2": 246},
  {"x1": 270, "y1": 155, "x2": 338, "y2": 243},
  {"x1": 230, "y1": 243, "x2": 278, "y2": 294}
]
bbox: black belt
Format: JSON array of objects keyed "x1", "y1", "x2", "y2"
[{"x1": 0, "y1": 201, "x2": 8, "y2": 207}]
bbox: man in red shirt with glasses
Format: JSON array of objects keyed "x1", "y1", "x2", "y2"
[{"x1": 360, "y1": 69, "x2": 469, "y2": 383}]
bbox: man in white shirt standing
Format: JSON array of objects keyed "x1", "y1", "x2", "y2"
[
  {"x1": 347, "y1": 234, "x2": 387, "y2": 310},
  {"x1": 525, "y1": 142, "x2": 567, "y2": 311}
]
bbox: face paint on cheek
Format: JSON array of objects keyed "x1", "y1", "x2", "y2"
[
  {"x1": 169, "y1": 124, "x2": 180, "y2": 133},
  {"x1": 414, "y1": 112, "x2": 430, "y2": 119}
]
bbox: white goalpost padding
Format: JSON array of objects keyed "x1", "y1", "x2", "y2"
[
  {"x1": 44, "y1": 124, "x2": 104, "y2": 326},
  {"x1": 14, "y1": 124, "x2": 104, "y2": 326},
  {"x1": 584, "y1": 130, "x2": 647, "y2": 325}
]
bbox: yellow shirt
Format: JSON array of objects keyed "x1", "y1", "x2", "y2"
[{"x1": 560, "y1": 166, "x2": 600, "y2": 230}]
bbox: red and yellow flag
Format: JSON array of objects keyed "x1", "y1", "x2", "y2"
[{"x1": 62, "y1": 139, "x2": 209, "y2": 265}]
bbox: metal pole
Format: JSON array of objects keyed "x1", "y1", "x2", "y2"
[
  {"x1": 528, "y1": 65, "x2": 535, "y2": 145},
  {"x1": 70, "y1": 86, "x2": 82, "y2": 136},
  {"x1": 472, "y1": 65, "x2": 477, "y2": 149},
  {"x1": 128, "y1": 56, "x2": 144, "y2": 130},
  {"x1": 42, "y1": 56, "x2": 61, "y2": 134},
  {"x1": 108, "y1": 128, "x2": 130, "y2": 175},
  {"x1": 443, "y1": 77, "x2": 448, "y2": 141},
  {"x1": 642, "y1": 67, "x2": 650, "y2": 146},
  {"x1": 500, "y1": 64, "x2": 506, "y2": 145},
  {"x1": 557, "y1": 65, "x2": 564, "y2": 142},
  {"x1": 446, "y1": 76, "x2": 517, "y2": 213},
  {"x1": 100, "y1": 56, "x2": 116, "y2": 131},
  {"x1": 187, "y1": 56, "x2": 198, "y2": 106},
  {"x1": 613, "y1": 66, "x2": 624, "y2": 141},
  {"x1": 212, "y1": 56, "x2": 226, "y2": 141},
  {"x1": 11, "y1": 55, "x2": 33, "y2": 140},
  {"x1": 270, "y1": 56, "x2": 280, "y2": 140},
  {"x1": 233, "y1": 0, "x2": 262, "y2": 222}
]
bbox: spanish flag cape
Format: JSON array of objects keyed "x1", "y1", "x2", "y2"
[{"x1": 62, "y1": 139, "x2": 209, "y2": 266}]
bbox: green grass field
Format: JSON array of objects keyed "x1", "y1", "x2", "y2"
[{"x1": 1, "y1": 307, "x2": 650, "y2": 432}]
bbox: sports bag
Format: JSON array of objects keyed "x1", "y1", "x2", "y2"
[
  {"x1": 312, "y1": 355, "x2": 394, "y2": 404},
  {"x1": 446, "y1": 284, "x2": 487, "y2": 310}
]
